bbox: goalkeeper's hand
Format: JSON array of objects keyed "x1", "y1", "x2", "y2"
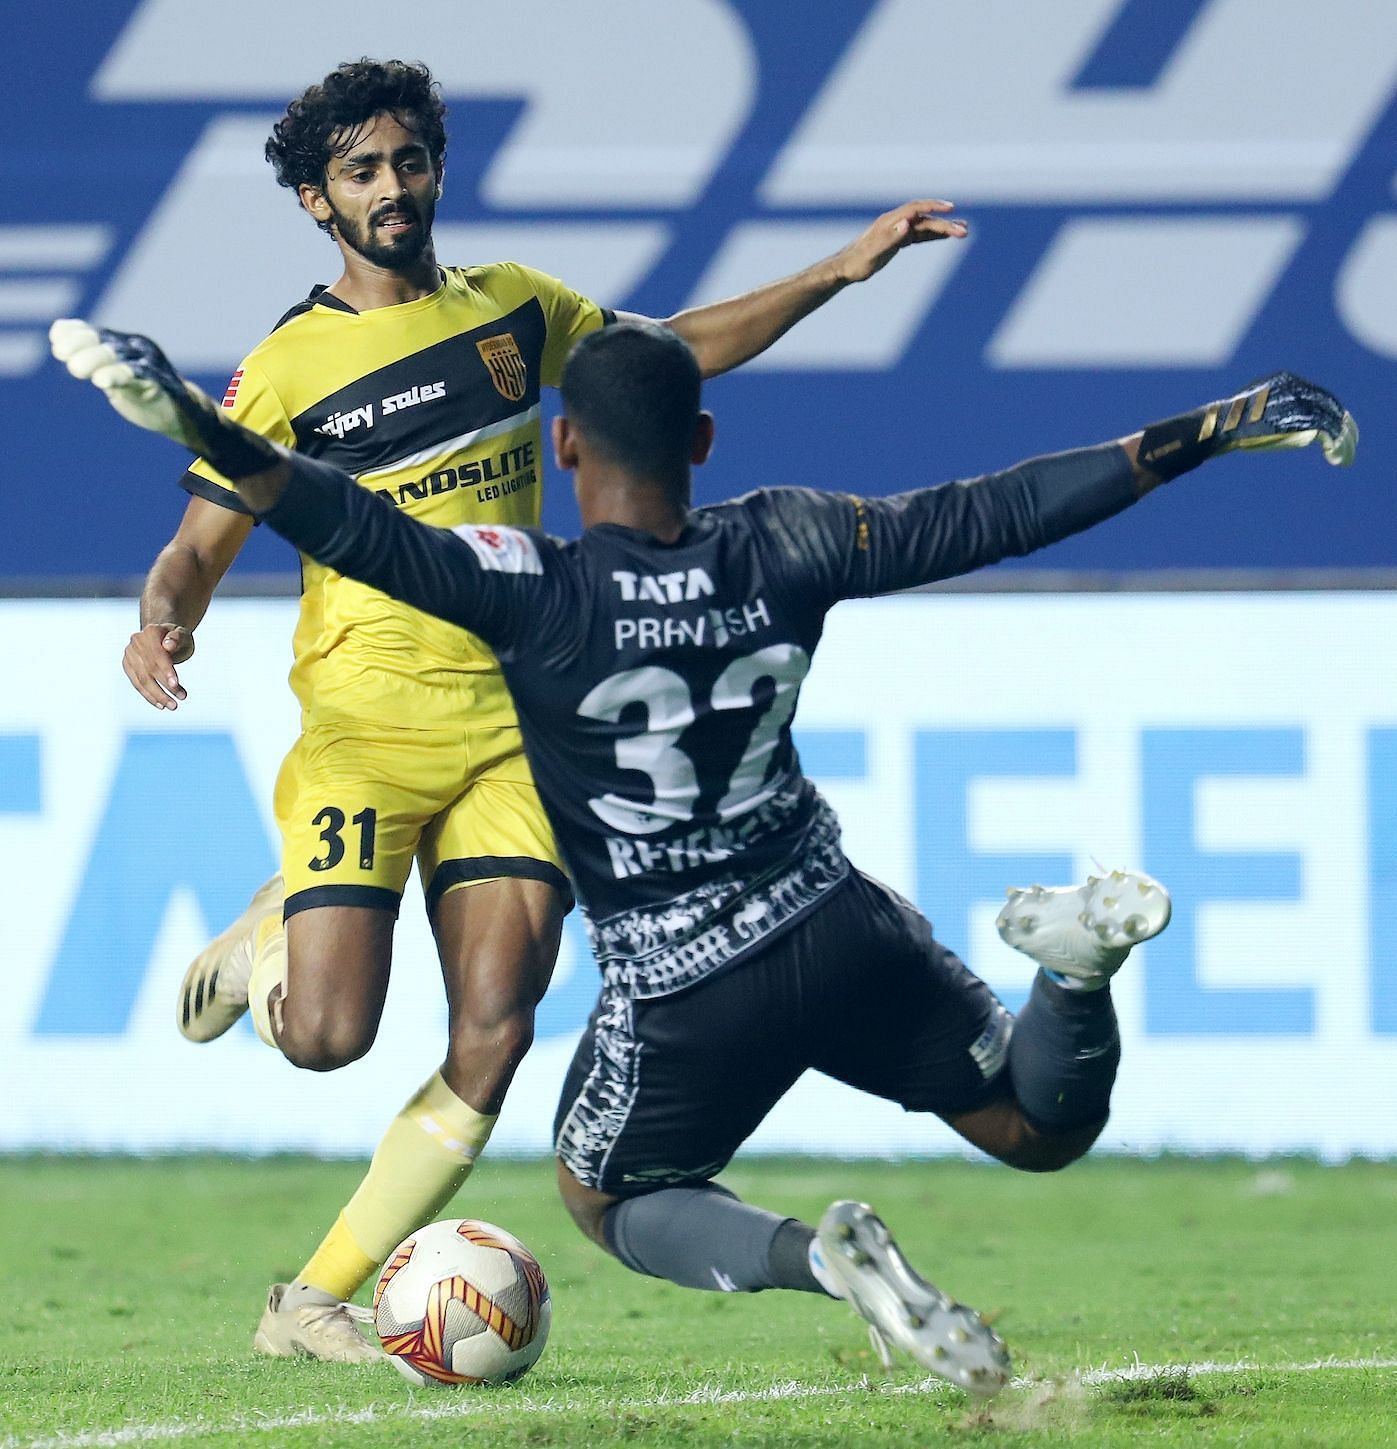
[
  {"x1": 1138, "y1": 371, "x2": 1358, "y2": 484},
  {"x1": 49, "y1": 319, "x2": 214, "y2": 453},
  {"x1": 1213, "y1": 371, "x2": 1358, "y2": 467},
  {"x1": 50, "y1": 319, "x2": 281, "y2": 480}
]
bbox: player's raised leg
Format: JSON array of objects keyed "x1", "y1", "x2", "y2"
[
  {"x1": 996, "y1": 869, "x2": 1170, "y2": 991},
  {"x1": 171, "y1": 788, "x2": 404, "y2": 1362},
  {"x1": 551, "y1": 899, "x2": 1014, "y2": 1398},
  {"x1": 176, "y1": 873, "x2": 283, "y2": 1041},
  {"x1": 945, "y1": 870, "x2": 1170, "y2": 1172}
]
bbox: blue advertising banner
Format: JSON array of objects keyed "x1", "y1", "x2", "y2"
[
  {"x1": 3, "y1": 593, "x2": 1395, "y2": 1156},
  {"x1": 2, "y1": 0, "x2": 1394, "y2": 577}
]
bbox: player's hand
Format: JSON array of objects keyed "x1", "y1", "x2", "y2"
[
  {"x1": 834, "y1": 200, "x2": 969, "y2": 284},
  {"x1": 1219, "y1": 372, "x2": 1359, "y2": 467},
  {"x1": 124, "y1": 623, "x2": 195, "y2": 710},
  {"x1": 50, "y1": 319, "x2": 214, "y2": 448},
  {"x1": 52, "y1": 318, "x2": 283, "y2": 486}
]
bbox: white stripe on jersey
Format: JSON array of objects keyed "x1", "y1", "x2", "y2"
[{"x1": 356, "y1": 402, "x2": 542, "y2": 480}]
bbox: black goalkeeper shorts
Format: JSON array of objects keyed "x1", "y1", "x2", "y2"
[{"x1": 554, "y1": 868, "x2": 1012, "y2": 1194}]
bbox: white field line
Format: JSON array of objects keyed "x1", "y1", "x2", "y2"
[{"x1": 7, "y1": 1356, "x2": 1397, "y2": 1449}]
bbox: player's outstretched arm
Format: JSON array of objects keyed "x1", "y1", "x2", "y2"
[
  {"x1": 827, "y1": 373, "x2": 1358, "y2": 599},
  {"x1": 623, "y1": 199, "x2": 968, "y2": 378}
]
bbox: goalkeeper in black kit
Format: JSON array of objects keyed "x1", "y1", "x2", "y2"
[{"x1": 52, "y1": 316, "x2": 1356, "y2": 1398}]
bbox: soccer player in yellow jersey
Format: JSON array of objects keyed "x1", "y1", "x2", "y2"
[{"x1": 120, "y1": 59, "x2": 968, "y2": 1361}]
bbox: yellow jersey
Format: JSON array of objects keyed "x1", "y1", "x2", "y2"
[{"x1": 186, "y1": 262, "x2": 609, "y2": 729}]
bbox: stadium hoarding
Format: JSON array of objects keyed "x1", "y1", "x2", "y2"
[
  {"x1": 2, "y1": 594, "x2": 1395, "y2": 1158},
  {"x1": 2, "y1": 0, "x2": 1395, "y2": 576}
]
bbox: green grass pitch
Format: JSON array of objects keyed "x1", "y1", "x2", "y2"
[{"x1": 3, "y1": 1155, "x2": 1395, "y2": 1446}]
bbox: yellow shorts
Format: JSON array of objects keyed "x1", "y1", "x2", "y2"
[{"x1": 275, "y1": 720, "x2": 569, "y2": 919}]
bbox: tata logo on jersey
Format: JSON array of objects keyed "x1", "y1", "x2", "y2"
[
  {"x1": 12, "y1": 0, "x2": 1397, "y2": 379},
  {"x1": 611, "y1": 568, "x2": 716, "y2": 604}
]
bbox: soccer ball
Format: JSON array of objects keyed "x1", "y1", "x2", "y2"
[{"x1": 373, "y1": 1218, "x2": 551, "y2": 1387}]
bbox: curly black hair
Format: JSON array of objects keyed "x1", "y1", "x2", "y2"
[{"x1": 265, "y1": 59, "x2": 447, "y2": 229}]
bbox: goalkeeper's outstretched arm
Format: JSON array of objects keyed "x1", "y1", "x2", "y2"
[
  {"x1": 51, "y1": 319, "x2": 1360, "y2": 613},
  {"x1": 753, "y1": 376, "x2": 1358, "y2": 605}
]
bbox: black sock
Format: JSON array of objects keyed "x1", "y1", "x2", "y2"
[
  {"x1": 1007, "y1": 970, "x2": 1121, "y2": 1133},
  {"x1": 603, "y1": 1183, "x2": 823, "y2": 1293},
  {"x1": 769, "y1": 1219, "x2": 821, "y2": 1294}
]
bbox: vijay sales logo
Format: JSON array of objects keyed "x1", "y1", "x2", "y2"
[
  {"x1": 315, "y1": 381, "x2": 446, "y2": 439},
  {"x1": 3, "y1": 0, "x2": 1396, "y2": 379}
]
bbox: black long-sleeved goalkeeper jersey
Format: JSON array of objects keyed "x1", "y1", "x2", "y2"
[{"x1": 262, "y1": 443, "x2": 1137, "y2": 996}]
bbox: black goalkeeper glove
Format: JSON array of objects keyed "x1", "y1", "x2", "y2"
[
  {"x1": 1138, "y1": 372, "x2": 1357, "y2": 483},
  {"x1": 50, "y1": 318, "x2": 281, "y2": 480}
]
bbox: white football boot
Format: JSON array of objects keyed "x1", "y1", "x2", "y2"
[
  {"x1": 176, "y1": 874, "x2": 283, "y2": 1041},
  {"x1": 996, "y1": 869, "x2": 1171, "y2": 989},
  {"x1": 253, "y1": 1283, "x2": 385, "y2": 1364},
  {"x1": 815, "y1": 1201, "x2": 1011, "y2": 1398}
]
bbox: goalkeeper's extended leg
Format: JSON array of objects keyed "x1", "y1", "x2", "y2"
[
  {"x1": 996, "y1": 869, "x2": 1171, "y2": 991},
  {"x1": 937, "y1": 869, "x2": 1172, "y2": 1181},
  {"x1": 557, "y1": 1168, "x2": 1011, "y2": 1399}
]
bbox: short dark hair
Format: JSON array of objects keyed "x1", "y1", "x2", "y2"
[
  {"x1": 560, "y1": 323, "x2": 702, "y2": 490},
  {"x1": 265, "y1": 60, "x2": 447, "y2": 229}
]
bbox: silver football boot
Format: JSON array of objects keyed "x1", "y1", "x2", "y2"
[
  {"x1": 816, "y1": 1200, "x2": 1011, "y2": 1398},
  {"x1": 996, "y1": 869, "x2": 1171, "y2": 989}
]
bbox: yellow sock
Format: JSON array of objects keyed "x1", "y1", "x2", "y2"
[
  {"x1": 246, "y1": 912, "x2": 285, "y2": 1049},
  {"x1": 295, "y1": 1213, "x2": 378, "y2": 1302},
  {"x1": 297, "y1": 1073, "x2": 497, "y2": 1300}
]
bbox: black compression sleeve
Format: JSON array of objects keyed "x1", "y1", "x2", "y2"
[
  {"x1": 840, "y1": 441, "x2": 1137, "y2": 597},
  {"x1": 256, "y1": 452, "x2": 358, "y2": 559},
  {"x1": 1017, "y1": 441, "x2": 1139, "y2": 545},
  {"x1": 258, "y1": 453, "x2": 521, "y2": 647},
  {"x1": 186, "y1": 410, "x2": 282, "y2": 480}
]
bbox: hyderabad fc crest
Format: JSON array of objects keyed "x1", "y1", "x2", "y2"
[{"x1": 477, "y1": 333, "x2": 527, "y2": 402}]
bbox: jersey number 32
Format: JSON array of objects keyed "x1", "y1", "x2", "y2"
[{"x1": 577, "y1": 643, "x2": 810, "y2": 836}]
